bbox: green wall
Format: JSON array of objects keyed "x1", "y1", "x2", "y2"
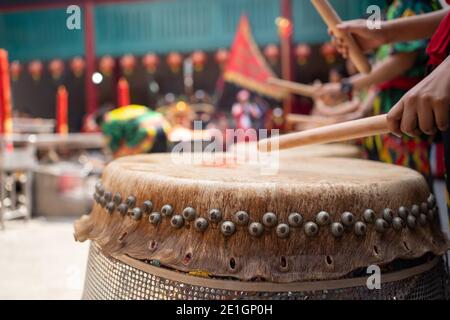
[{"x1": 0, "y1": 0, "x2": 385, "y2": 61}]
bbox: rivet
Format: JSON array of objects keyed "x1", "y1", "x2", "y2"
[
  {"x1": 149, "y1": 212, "x2": 161, "y2": 224},
  {"x1": 363, "y1": 209, "x2": 376, "y2": 224},
  {"x1": 126, "y1": 195, "x2": 136, "y2": 208},
  {"x1": 161, "y1": 204, "x2": 173, "y2": 217},
  {"x1": 331, "y1": 222, "x2": 344, "y2": 237},
  {"x1": 382, "y1": 208, "x2": 394, "y2": 223},
  {"x1": 304, "y1": 222, "x2": 319, "y2": 237},
  {"x1": 420, "y1": 202, "x2": 428, "y2": 214},
  {"x1": 117, "y1": 203, "x2": 128, "y2": 215},
  {"x1": 113, "y1": 192, "x2": 122, "y2": 205},
  {"x1": 221, "y1": 221, "x2": 235, "y2": 236},
  {"x1": 411, "y1": 205, "x2": 420, "y2": 217},
  {"x1": 375, "y1": 218, "x2": 388, "y2": 233},
  {"x1": 407, "y1": 215, "x2": 416, "y2": 229},
  {"x1": 182, "y1": 207, "x2": 197, "y2": 221},
  {"x1": 427, "y1": 194, "x2": 436, "y2": 209},
  {"x1": 354, "y1": 221, "x2": 367, "y2": 236},
  {"x1": 234, "y1": 211, "x2": 249, "y2": 226},
  {"x1": 194, "y1": 217, "x2": 208, "y2": 232},
  {"x1": 419, "y1": 214, "x2": 428, "y2": 226},
  {"x1": 276, "y1": 224, "x2": 290, "y2": 238},
  {"x1": 262, "y1": 212, "x2": 277, "y2": 227},
  {"x1": 288, "y1": 213, "x2": 303, "y2": 227},
  {"x1": 248, "y1": 222, "x2": 264, "y2": 237},
  {"x1": 398, "y1": 206, "x2": 409, "y2": 220},
  {"x1": 341, "y1": 212, "x2": 355, "y2": 227},
  {"x1": 95, "y1": 182, "x2": 104, "y2": 196},
  {"x1": 208, "y1": 209, "x2": 222, "y2": 223},
  {"x1": 131, "y1": 207, "x2": 142, "y2": 220},
  {"x1": 104, "y1": 191, "x2": 112, "y2": 202},
  {"x1": 316, "y1": 211, "x2": 331, "y2": 226},
  {"x1": 98, "y1": 196, "x2": 106, "y2": 208},
  {"x1": 392, "y1": 217, "x2": 404, "y2": 231},
  {"x1": 106, "y1": 202, "x2": 115, "y2": 214},
  {"x1": 170, "y1": 215, "x2": 184, "y2": 229},
  {"x1": 142, "y1": 200, "x2": 153, "y2": 214}
]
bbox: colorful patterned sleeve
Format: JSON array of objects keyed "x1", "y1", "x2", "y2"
[{"x1": 389, "y1": 0, "x2": 442, "y2": 54}]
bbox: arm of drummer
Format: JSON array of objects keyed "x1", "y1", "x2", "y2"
[
  {"x1": 331, "y1": 9, "x2": 449, "y2": 58},
  {"x1": 315, "y1": 51, "x2": 418, "y2": 102}
]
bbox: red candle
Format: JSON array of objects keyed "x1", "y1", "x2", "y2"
[
  {"x1": 117, "y1": 77, "x2": 130, "y2": 107},
  {"x1": 0, "y1": 49, "x2": 12, "y2": 136},
  {"x1": 56, "y1": 85, "x2": 68, "y2": 135}
]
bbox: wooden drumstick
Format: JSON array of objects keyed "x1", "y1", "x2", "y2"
[
  {"x1": 311, "y1": 0, "x2": 372, "y2": 74},
  {"x1": 286, "y1": 113, "x2": 335, "y2": 125},
  {"x1": 267, "y1": 78, "x2": 317, "y2": 97},
  {"x1": 258, "y1": 114, "x2": 389, "y2": 152}
]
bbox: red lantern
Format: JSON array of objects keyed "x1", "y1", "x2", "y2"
[
  {"x1": 49, "y1": 59, "x2": 65, "y2": 80},
  {"x1": 264, "y1": 44, "x2": 280, "y2": 66},
  {"x1": 142, "y1": 53, "x2": 159, "y2": 74},
  {"x1": 321, "y1": 42, "x2": 337, "y2": 65},
  {"x1": 295, "y1": 44, "x2": 312, "y2": 66},
  {"x1": 10, "y1": 61, "x2": 22, "y2": 81},
  {"x1": 215, "y1": 49, "x2": 229, "y2": 67},
  {"x1": 120, "y1": 54, "x2": 136, "y2": 75},
  {"x1": 192, "y1": 50, "x2": 207, "y2": 72},
  {"x1": 70, "y1": 57, "x2": 85, "y2": 78},
  {"x1": 99, "y1": 55, "x2": 115, "y2": 76},
  {"x1": 166, "y1": 52, "x2": 182, "y2": 73},
  {"x1": 28, "y1": 60, "x2": 43, "y2": 81}
]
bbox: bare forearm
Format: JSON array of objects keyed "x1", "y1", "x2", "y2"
[
  {"x1": 384, "y1": 9, "x2": 449, "y2": 43},
  {"x1": 350, "y1": 52, "x2": 418, "y2": 90}
]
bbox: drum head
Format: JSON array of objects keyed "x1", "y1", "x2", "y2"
[{"x1": 75, "y1": 153, "x2": 448, "y2": 282}]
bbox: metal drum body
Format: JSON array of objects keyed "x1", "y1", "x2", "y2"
[
  {"x1": 75, "y1": 153, "x2": 449, "y2": 300},
  {"x1": 83, "y1": 243, "x2": 447, "y2": 300}
]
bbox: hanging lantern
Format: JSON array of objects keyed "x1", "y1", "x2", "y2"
[
  {"x1": 321, "y1": 42, "x2": 337, "y2": 65},
  {"x1": 295, "y1": 44, "x2": 312, "y2": 66},
  {"x1": 142, "y1": 53, "x2": 159, "y2": 74},
  {"x1": 10, "y1": 61, "x2": 22, "y2": 81},
  {"x1": 49, "y1": 59, "x2": 65, "y2": 80},
  {"x1": 99, "y1": 55, "x2": 115, "y2": 76},
  {"x1": 166, "y1": 52, "x2": 182, "y2": 73},
  {"x1": 28, "y1": 60, "x2": 43, "y2": 81},
  {"x1": 120, "y1": 54, "x2": 136, "y2": 76},
  {"x1": 70, "y1": 56, "x2": 85, "y2": 78},
  {"x1": 264, "y1": 44, "x2": 280, "y2": 66},
  {"x1": 192, "y1": 50, "x2": 207, "y2": 72},
  {"x1": 215, "y1": 48, "x2": 229, "y2": 68}
]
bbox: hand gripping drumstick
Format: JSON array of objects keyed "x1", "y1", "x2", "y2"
[
  {"x1": 258, "y1": 114, "x2": 389, "y2": 152},
  {"x1": 311, "y1": 0, "x2": 372, "y2": 74},
  {"x1": 267, "y1": 78, "x2": 317, "y2": 98}
]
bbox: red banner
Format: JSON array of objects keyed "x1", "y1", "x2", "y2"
[
  {"x1": 224, "y1": 15, "x2": 287, "y2": 100},
  {"x1": 0, "y1": 49, "x2": 12, "y2": 135}
]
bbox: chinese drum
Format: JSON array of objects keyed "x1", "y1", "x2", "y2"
[{"x1": 74, "y1": 153, "x2": 449, "y2": 300}]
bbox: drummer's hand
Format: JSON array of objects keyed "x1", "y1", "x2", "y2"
[
  {"x1": 387, "y1": 58, "x2": 450, "y2": 137},
  {"x1": 329, "y1": 19, "x2": 387, "y2": 58},
  {"x1": 315, "y1": 82, "x2": 347, "y2": 105}
]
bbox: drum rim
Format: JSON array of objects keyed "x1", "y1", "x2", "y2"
[{"x1": 108, "y1": 244, "x2": 441, "y2": 293}]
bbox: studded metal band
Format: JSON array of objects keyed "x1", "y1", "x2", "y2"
[{"x1": 93, "y1": 182, "x2": 438, "y2": 239}]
